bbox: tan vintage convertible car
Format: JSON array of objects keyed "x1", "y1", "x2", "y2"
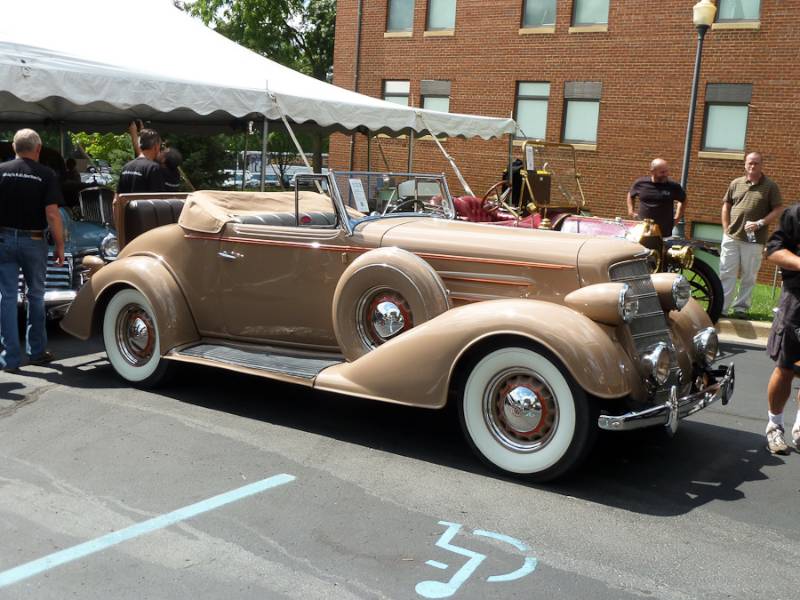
[{"x1": 61, "y1": 171, "x2": 734, "y2": 482}]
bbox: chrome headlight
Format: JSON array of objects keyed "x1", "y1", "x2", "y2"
[
  {"x1": 672, "y1": 275, "x2": 692, "y2": 310},
  {"x1": 100, "y1": 233, "x2": 119, "y2": 260},
  {"x1": 618, "y1": 284, "x2": 639, "y2": 323},
  {"x1": 641, "y1": 343, "x2": 672, "y2": 385},
  {"x1": 693, "y1": 327, "x2": 719, "y2": 366}
]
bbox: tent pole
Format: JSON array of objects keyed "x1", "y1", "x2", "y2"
[
  {"x1": 242, "y1": 126, "x2": 249, "y2": 191},
  {"x1": 276, "y1": 106, "x2": 324, "y2": 194},
  {"x1": 59, "y1": 122, "x2": 66, "y2": 157},
  {"x1": 507, "y1": 133, "x2": 514, "y2": 197},
  {"x1": 366, "y1": 132, "x2": 371, "y2": 172},
  {"x1": 407, "y1": 129, "x2": 415, "y2": 173},
  {"x1": 416, "y1": 113, "x2": 474, "y2": 196},
  {"x1": 260, "y1": 119, "x2": 269, "y2": 191}
]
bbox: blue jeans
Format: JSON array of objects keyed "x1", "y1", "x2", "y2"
[{"x1": 0, "y1": 230, "x2": 48, "y2": 369}]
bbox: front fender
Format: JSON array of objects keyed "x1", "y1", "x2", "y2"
[
  {"x1": 314, "y1": 299, "x2": 635, "y2": 408},
  {"x1": 664, "y1": 237, "x2": 720, "y2": 257},
  {"x1": 668, "y1": 297, "x2": 713, "y2": 363},
  {"x1": 60, "y1": 255, "x2": 199, "y2": 353}
]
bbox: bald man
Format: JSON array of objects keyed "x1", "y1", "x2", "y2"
[{"x1": 626, "y1": 158, "x2": 687, "y2": 237}]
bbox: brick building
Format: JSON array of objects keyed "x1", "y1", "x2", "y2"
[{"x1": 330, "y1": 0, "x2": 799, "y2": 277}]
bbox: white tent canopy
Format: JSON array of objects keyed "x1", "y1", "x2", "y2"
[{"x1": 0, "y1": 0, "x2": 515, "y2": 139}]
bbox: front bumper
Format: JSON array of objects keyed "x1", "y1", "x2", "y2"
[
  {"x1": 18, "y1": 290, "x2": 78, "y2": 318},
  {"x1": 597, "y1": 363, "x2": 735, "y2": 432}
]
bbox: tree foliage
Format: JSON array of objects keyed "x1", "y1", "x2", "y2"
[
  {"x1": 70, "y1": 132, "x2": 134, "y2": 175},
  {"x1": 179, "y1": 0, "x2": 335, "y2": 81}
]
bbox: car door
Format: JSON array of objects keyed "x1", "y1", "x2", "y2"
[{"x1": 217, "y1": 195, "x2": 357, "y2": 350}]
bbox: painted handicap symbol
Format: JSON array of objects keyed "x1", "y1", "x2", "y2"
[{"x1": 415, "y1": 521, "x2": 538, "y2": 599}]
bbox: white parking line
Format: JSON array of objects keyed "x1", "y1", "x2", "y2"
[{"x1": 0, "y1": 473, "x2": 295, "y2": 588}]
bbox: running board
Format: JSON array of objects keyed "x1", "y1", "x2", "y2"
[{"x1": 166, "y1": 343, "x2": 343, "y2": 382}]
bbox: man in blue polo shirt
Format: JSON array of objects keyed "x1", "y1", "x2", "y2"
[{"x1": 0, "y1": 129, "x2": 65, "y2": 373}]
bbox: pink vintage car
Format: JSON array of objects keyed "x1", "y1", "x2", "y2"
[{"x1": 454, "y1": 141, "x2": 724, "y2": 323}]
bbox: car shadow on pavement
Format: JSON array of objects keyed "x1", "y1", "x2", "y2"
[
  {"x1": 548, "y1": 422, "x2": 784, "y2": 516},
  {"x1": 23, "y1": 348, "x2": 784, "y2": 518}
]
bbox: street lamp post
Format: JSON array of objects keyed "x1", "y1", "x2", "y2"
[{"x1": 676, "y1": 0, "x2": 717, "y2": 237}]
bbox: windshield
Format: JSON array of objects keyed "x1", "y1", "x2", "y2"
[{"x1": 327, "y1": 171, "x2": 455, "y2": 221}]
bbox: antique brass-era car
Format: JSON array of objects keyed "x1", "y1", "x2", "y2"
[
  {"x1": 453, "y1": 141, "x2": 725, "y2": 322},
  {"x1": 61, "y1": 171, "x2": 734, "y2": 482}
]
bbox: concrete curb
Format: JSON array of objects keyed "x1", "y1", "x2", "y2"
[{"x1": 716, "y1": 317, "x2": 772, "y2": 347}]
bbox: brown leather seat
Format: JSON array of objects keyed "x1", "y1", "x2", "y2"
[{"x1": 124, "y1": 198, "x2": 186, "y2": 243}]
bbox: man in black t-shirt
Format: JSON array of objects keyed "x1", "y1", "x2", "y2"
[
  {"x1": 763, "y1": 204, "x2": 800, "y2": 454},
  {"x1": 0, "y1": 128, "x2": 65, "y2": 372},
  {"x1": 117, "y1": 128, "x2": 166, "y2": 194},
  {"x1": 626, "y1": 158, "x2": 687, "y2": 237}
]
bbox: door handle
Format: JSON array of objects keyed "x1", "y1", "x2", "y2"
[{"x1": 218, "y1": 250, "x2": 242, "y2": 260}]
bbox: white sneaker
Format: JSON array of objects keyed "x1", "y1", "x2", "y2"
[
  {"x1": 792, "y1": 425, "x2": 800, "y2": 449},
  {"x1": 767, "y1": 426, "x2": 790, "y2": 456}
]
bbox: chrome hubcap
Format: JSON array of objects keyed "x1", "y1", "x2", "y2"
[
  {"x1": 503, "y1": 386, "x2": 543, "y2": 433},
  {"x1": 357, "y1": 288, "x2": 413, "y2": 349},
  {"x1": 116, "y1": 304, "x2": 156, "y2": 366},
  {"x1": 484, "y1": 369, "x2": 558, "y2": 453},
  {"x1": 371, "y1": 300, "x2": 406, "y2": 340}
]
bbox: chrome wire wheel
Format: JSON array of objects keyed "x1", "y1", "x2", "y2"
[
  {"x1": 115, "y1": 304, "x2": 157, "y2": 366},
  {"x1": 483, "y1": 368, "x2": 559, "y2": 453}
]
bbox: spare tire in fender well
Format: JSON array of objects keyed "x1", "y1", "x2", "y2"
[{"x1": 332, "y1": 247, "x2": 450, "y2": 362}]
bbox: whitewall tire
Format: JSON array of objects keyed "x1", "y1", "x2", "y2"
[
  {"x1": 458, "y1": 345, "x2": 595, "y2": 481},
  {"x1": 102, "y1": 288, "x2": 170, "y2": 387}
]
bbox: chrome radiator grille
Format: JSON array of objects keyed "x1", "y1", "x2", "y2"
[
  {"x1": 17, "y1": 253, "x2": 74, "y2": 295},
  {"x1": 79, "y1": 188, "x2": 114, "y2": 224},
  {"x1": 609, "y1": 259, "x2": 672, "y2": 357}
]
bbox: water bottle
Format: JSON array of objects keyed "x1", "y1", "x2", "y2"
[{"x1": 746, "y1": 229, "x2": 756, "y2": 243}]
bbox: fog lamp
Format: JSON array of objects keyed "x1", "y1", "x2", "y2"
[
  {"x1": 693, "y1": 327, "x2": 719, "y2": 366},
  {"x1": 641, "y1": 343, "x2": 672, "y2": 385}
]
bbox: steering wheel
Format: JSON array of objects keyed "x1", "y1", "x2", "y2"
[
  {"x1": 481, "y1": 181, "x2": 520, "y2": 218},
  {"x1": 386, "y1": 198, "x2": 424, "y2": 214}
]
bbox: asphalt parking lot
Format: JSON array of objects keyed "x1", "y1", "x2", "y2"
[{"x1": 1, "y1": 327, "x2": 799, "y2": 600}]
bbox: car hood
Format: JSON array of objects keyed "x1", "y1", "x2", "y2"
[
  {"x1": 370, "y1": 217, "x2": 644, "y2": 286},
  {"x1": 59, "y1": 208, "x2": 114, "y2": 253}
]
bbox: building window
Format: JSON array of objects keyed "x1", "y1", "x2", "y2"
[
  {"x1": 702, "y1": 84, "x2": 752, "y2": 152},
  {"x1": 515, "y1": 82, "x2": 550, "y2": 139},
  {"x1": 572, "y1": 0, "x2": 609, "y2": 26},
  {"x1": 427, "y1": 0, "x2": 456, "y2": 30},
  {"x1": 421, "y1": 80, "x2": 451, "y2": 112},
  {"x1": 716, "y1": 0, "x2": 760, "y2": 22},
  {"x1": 383, "y1": 80, "x2": 411, "y2": 106},
  {"x1": 562, "y1": 81, "x2": 602, "y2": 144},
  {"x1": 522, "y1": 0, "x2": 556, "y2": 27},
  {"x1": 387, "y1": 0, "x2": 414, "y2": 32}
]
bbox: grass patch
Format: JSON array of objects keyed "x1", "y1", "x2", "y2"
[{"x1": 742, "y1": 281, "x2": 782, "y2": 321}]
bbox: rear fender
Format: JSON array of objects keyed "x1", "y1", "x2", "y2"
[
  {"x1": 60, "y1": 255, "x2": 199, "y2": 353},
  {"x1": 314, "y1": 299, "x2": 636, "y2": 408}
]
